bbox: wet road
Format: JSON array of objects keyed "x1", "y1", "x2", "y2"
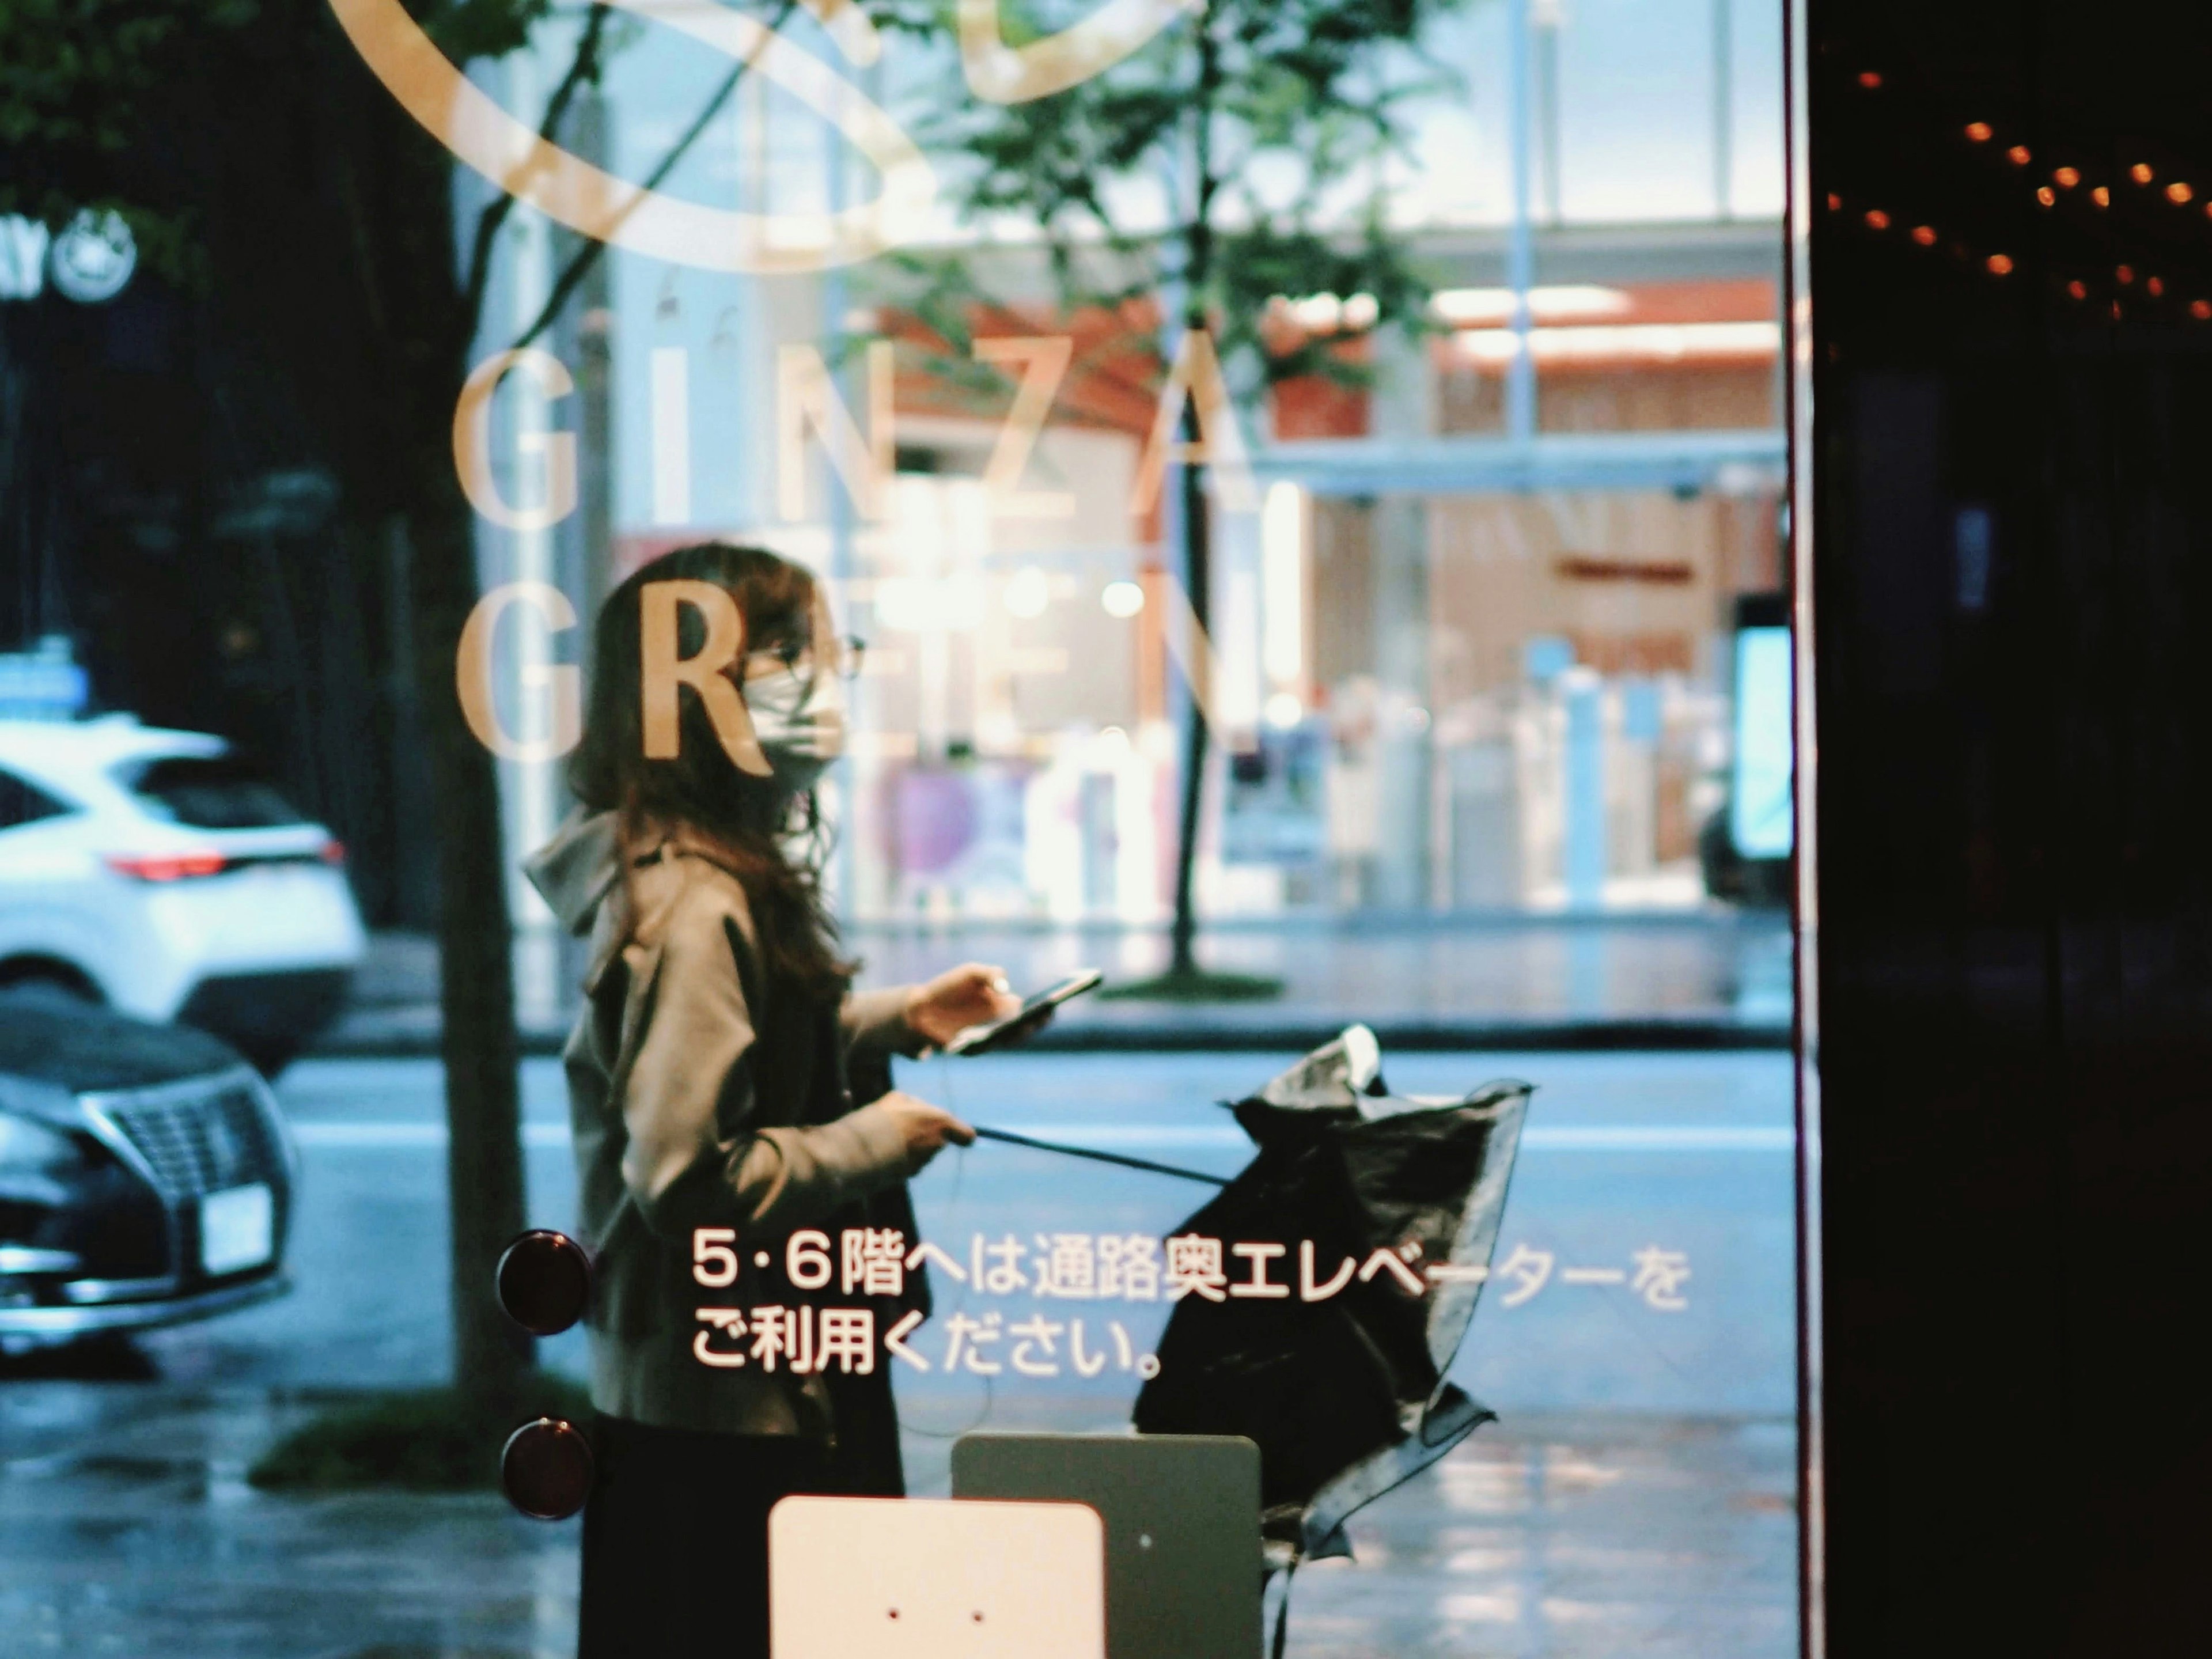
[{"x1": 0, "y1": 1049, "x2": 1800, "y2": 1658}]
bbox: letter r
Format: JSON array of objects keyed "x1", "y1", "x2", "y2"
[{"x1": 639, "y1": 580, "x2": 771, "y2": 775}]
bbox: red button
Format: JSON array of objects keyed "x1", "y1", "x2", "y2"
[
  {"x1": 501, "y1": 1417, "x2": 593, "y2": 1520},
  {"x1": 496, "y1": 1230, "x2": 592, "y2": 1335}
]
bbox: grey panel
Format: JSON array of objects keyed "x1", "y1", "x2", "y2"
[{"x1": 952, "y1": 1433, "x2": 1262, "y2": 1659}]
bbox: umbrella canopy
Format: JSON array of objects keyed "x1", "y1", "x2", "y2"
[{"x1": 1132, "y1": 1026, "x2": 1531, "y2": 1562}]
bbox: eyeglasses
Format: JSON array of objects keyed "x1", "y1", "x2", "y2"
[{"x1": 747, "y1": 633, "x2": 868, "y2": 681}]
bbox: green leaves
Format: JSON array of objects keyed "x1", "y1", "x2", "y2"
[
  {"x1": 426, "y1": 0, "x2": 558, "y2": 66},
  {"x1": 0, "y1": 1, "x2": 240, "y2": 160},
  {"x1": 0, "y1": 0, "x2": 574, "y2": 276},
  {"x1": 0, "y1": 0, "x2": 257, "y2": 253},
  {"x1": 871, "y1": 0, "x2": 1468, "y2": 387},
  {"x1": 1218, "y1": 216, "x2": 1438, "y2": 386}
]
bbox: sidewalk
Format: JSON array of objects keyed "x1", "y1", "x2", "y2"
[
  {"x1": 316, "y1": 911, "x2": 1793, "y2": 1058},
  {"x1": 0, "y1": 1376, "x2": 1795, "y2": 1659}
]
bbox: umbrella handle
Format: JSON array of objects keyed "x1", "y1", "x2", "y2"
[{"x1": 970, "y1": 1125, "x2": 1230, "y2": 1187}]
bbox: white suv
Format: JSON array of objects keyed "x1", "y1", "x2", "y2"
[{"x1": 0, "y1": 715, "x2": 365, "y2": 1071}]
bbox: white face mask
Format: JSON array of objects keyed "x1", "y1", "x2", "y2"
[{"x1": 741, "y1": 665, "x2": 847, "y2": 790}]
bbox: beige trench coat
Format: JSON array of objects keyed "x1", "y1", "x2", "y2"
[{"x1": 525, "y1": 810, "x2": 923, "y2": 1435}]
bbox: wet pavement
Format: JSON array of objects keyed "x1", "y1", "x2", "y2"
[
  {"x1": 0, "y1": 1373, "x2": 576, "y2": 1659},
  {"x1": 0, "y1": 1049, "x2": 1801, "y2": 1657},
  {"x1": 0, "y1": 1380, "x2": 1794, "y2": 1659}
]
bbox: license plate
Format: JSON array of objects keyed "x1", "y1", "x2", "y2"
[
  {"x1": 233, "y1": 864, "x2": 318, "y2": 906},
  {"x1": 200, "y1": 1184, "x2": 274, "y2": 1275}
]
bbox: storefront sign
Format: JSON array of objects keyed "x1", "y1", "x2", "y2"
[{"x1": 0, "y1": 211, "x2": 137, "y2": 303}]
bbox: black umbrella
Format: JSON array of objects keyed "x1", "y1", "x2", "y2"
[{"x1": 1130, "y1": 1027, "x2": 1531, "y2": 1600}]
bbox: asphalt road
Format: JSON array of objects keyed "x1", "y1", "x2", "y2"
[{"x1": 143, "y1": 1048, "x2": 1800, "y2": 1423}]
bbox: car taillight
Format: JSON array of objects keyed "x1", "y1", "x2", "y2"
[
  {"x1": 105, "y1": 851, "x2": 231, "y2": 881},
  {"x1": 319, "y1": 839, "x2": 347, "y2": 866}
]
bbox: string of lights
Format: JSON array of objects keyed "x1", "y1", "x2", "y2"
[{"x1": 1824, "y1": 62, "x2": 2212, "y2": 327}]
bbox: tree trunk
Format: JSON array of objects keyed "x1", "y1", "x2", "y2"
[
  {"x1": 371, "y1": 115, "x2": 535, "y2": 1412},
  {"x1": 1168, "y1": 395, "x2": 1210, "y2": 979},
  {"x1": 1168, "y1": 26, "x2": 1222, "y2": 980},
  {"x1": 335, "y1": 2, "x2": 755, "y2": 1411},
  {"x1": 405, "y1": 450, "x2": 534, "y2": 1411}
]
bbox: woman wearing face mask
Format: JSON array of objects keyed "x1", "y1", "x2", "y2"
[{"x1": 523, "y1": 543, "x2": 1022, "y2": 1659}]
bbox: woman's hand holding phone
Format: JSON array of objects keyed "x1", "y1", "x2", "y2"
[
  {"x1": 876, "y1": 1091, "x2": 976, "y2": 1175},
  {"x1": 905, "y1": 962, "x2": 1024, "y2": 1050}
]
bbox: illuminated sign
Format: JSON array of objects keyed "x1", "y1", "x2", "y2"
[
  {"x1": 48, "y1": 211, "x2": 138, "y2": 303},
  {"x1": 0, "y1": 211, "x2": 137, "y2": 304}
]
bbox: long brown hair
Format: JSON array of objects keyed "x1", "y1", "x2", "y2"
[{"x1": 569, "y1": 543, "x2": 853, "y2": 1002}]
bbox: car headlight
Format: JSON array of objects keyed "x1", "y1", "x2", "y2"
[{"x1": 0, "y1": 1113, "x2": 92, "y2": 1178}]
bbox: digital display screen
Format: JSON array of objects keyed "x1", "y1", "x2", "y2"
[{"x1": 1730, "y1": 626, "x2": 1796, "y2": 860}]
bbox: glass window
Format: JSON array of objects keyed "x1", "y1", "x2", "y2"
[
  {"x1": 119, "y1": 755, "x2": 308, "y2": 830},
  {"x1": 0, "y1": 767, "x2": 70, "y2": 831},
  {"x1": 0, "y1": 1, "x2": 1802, "y2": 1654}
]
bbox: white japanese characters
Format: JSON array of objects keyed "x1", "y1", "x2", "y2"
[
  {"x1": 692, "y1": 1304, "x2": 879, "y2": 1373},
  {"x1": 688, "y1": 1227, "x2": 1691, "y2": 1374}
]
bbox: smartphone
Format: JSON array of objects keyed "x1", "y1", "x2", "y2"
[{"x1": 944, "y1": 969, "x2": 1104, "y2": 1055}]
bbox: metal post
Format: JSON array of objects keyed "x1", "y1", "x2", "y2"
[
  {"x1": 1506, "y1": 0, "x2": 1537, "y2": 444},
  {"x1": 1562, "y1": 666, "x2": 1606, "y2": 908},
  {"x1": 1714, "y1": 0, "x2": 1734, "y2": 221},
  {"x1": 1535, "y1": 0, "x2": 1563, "y2": 225},
  {"x1": 825, "y1": 73, "x2": 859, "y2": 913},
  {"x1": 504, "y1": 47, "x2": 560, "y2": 1033}
]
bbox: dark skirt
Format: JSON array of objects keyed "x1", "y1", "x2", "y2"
[{"x1": 576, "y1": 1373, "x2": 904, "y2": 1659}]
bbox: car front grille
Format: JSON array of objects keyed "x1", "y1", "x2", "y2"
[{"x1": 100, "y1": 1082, "x2": 287, "y2": 1202}]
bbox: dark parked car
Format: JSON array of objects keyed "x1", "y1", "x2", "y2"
[{"x1": 0, "y1": 996, "x2": 294, "y2": 1350}]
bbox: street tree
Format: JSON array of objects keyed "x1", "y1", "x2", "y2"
[{"x1": 878, "y1": 0, "x2": 1459, "y2": 988}]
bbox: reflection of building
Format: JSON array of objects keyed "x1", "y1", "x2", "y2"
[
  {"x1": 794, "y1": 226, "x2": 1785, "y2": 922},
  {"x1": 1263, "y1": 238, "x2": 1786, "y2": 913}
]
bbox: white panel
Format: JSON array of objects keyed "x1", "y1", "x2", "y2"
[
  {"x1": 651, "y1": 346, "x2": 692, "y2": 525},
  {"x1": 771, "y1": 1496, "x2": 1104, "y2": 1658}
]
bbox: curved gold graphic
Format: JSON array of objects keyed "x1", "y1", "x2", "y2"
[
  {"x1": 797, "y1": 0, "x2": 882, "y2": 66},
  {"x1": 957, "y1": 0, "x2": 1198, "y2": 105},
  {"x1": 327, "y1": 0, "x2": 934, "y2": 272}
]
